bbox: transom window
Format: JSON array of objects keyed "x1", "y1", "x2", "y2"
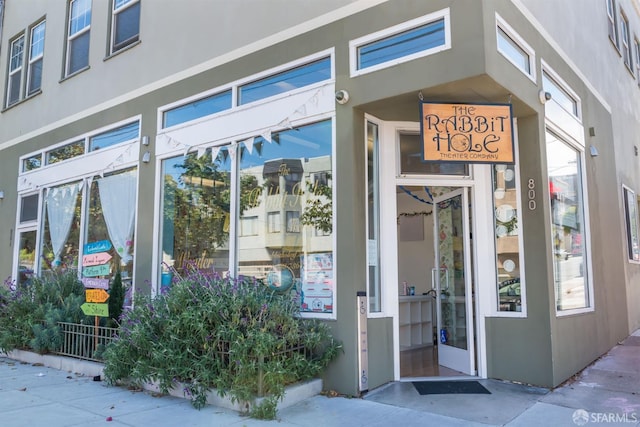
[
  {"x1": 66, "y1": 0, "x2": 91, "y2": 76},
  {"x1": 496, "y1": 14, "x2": 535, "y2": 80},
  {"x1": 161, "y1": 55, "x2": 331, "y2": 129},
  {"x1": 21, "y1": 120, "x2": 140, "y2": 172},
  {"x1": 110, "y1": 0, "x2": 140, "y2": 54},
  {"x1": 350, "y1": 8, "x2": 450, "y2": 76},
  {"x1": 542, "y1": 71, "x2": 580, "y2": 118}
]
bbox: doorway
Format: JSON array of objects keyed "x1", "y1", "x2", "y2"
[{"x1": 396, "y1": 184, "x2": 476, "y2": 378}]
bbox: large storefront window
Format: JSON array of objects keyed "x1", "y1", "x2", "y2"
[
  {"x1": 86, "y1": 169, "x2": 137, "y2": 283},
  {"x1": 41, "y1": 181, "x2": 83, "y2": 275},
  {"x1": 546, "y1": 130, "x2": 588, "y2": 311},
  {"x1": 160, "y1": 120, "x2": 334, "y2": 314},
  {"x1": 366, "y1": 121, "x2": 381, "y2": 313},
  {"x1": 238, "y1": 120, "x2": 333, "y2": 314},
  {"x1": 160, "y1": 147, "x2": 232, "y2": 287},
  {"x1": 493, "y1": 164, "x2": 523, "y2": 312}
]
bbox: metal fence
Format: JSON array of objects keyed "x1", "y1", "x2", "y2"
[{"x1": 54, "y1": 322, "x2": 118, "y2": 362}]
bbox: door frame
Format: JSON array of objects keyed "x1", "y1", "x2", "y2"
[
  {"x1": 371, "y1": 118, "x2": 494, "y2": 381},
  {"x1": 433, "y1": 187, "x2": 475, "y2": 375}
]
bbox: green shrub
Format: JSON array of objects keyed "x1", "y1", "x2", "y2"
[
  {"x1": 103, "y1": 270, "x2": 341, "y2": 419},
  {"x1": 0, "y1": 270, "x2": 91, "y2": 354}
]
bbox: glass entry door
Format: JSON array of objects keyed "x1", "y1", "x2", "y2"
[{"x1": 433, "y1": 188, "x2": 475, "y2": 375}]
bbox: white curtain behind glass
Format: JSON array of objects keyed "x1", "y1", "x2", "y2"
[
  {"x1": 97, "y1": 170, "x2": 137, "y2": 265},
  {"x1": 45, "y1": 182, "x2": 81, "y2": 266}
]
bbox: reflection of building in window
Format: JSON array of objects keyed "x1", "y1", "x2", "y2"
[
  {"x1": 286, "y1": 211, "x2": 301, "y2": 233},
  {"x1": 263, "y1": 159, "x2": 303, "y2": 195},
  {"x1": 267, "y1": 212, "x2": 281, "y2": 233},
  {"x1": 239, "y1": 216, "x2": 258, "y2": 236}
]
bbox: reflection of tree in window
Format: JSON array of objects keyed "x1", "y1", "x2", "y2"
[{"x1": 301, "y1": 171, "x2": 332, "y2": 234}]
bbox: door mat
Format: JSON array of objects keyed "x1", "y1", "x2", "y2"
[{"x1": 412, "y1": 380, "x2": 491, "y2": 395}]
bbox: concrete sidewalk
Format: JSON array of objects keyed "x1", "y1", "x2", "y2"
[{"x1": 1, "y1": 329, "x2": 638, "y2": 426}]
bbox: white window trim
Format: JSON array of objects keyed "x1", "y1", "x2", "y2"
[
  {"x1": 541, "y1": 59, "x2": 583, "y2": 141},
  {"x1": 7, "y1": 34, "x2": 25, "y2": 107},
  {"x1": 349, "y1": 8, "x2": 451, "y2": 78},
  {"x1": 546, "y1": 122, "x2": 595, "y2": 317},
  {"x1": 27, "y1": 20, "x2": 46, "y2": 96},
  {"x1": 152, "y1": 67, "x2": 337, "y2": 319},
  {"x1": 490, "y1": 118, "x2": 527, "y2": 318},
  {"x1": 66, "y1": 0, "x2": 91, "y2": 76},
  {"x1": 622, "y1": 184, "x2": 640, "y2": 264},
  {"x1": 495, "y1": 13, "x2": 536, "y2": 83},
  {"x1": 620, "y1": 10, "x2": 632, "y2": 70}
]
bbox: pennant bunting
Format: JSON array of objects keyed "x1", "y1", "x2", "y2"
[
  {"x1": 243, "y1": 137, "x2": 255, "y2": 154},
  {"x1": 210, "y1": 146, "x2": 221, "y2": 164}
]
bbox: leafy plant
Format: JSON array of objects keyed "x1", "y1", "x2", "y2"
[
  {"x1": 0, "y1": 270, "x2": 91, "y2": 354},
  {"x1": 103, "y1": 269, "x2": 341, "y2": 419}
]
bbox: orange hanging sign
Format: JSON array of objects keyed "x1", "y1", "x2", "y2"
[{"x1": 420, "y1": 102, "x2": 515, "y2": 164}]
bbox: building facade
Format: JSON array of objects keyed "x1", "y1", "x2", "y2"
[{"x1": 1, "y1": 0, "x2": 639, "y2": 396}]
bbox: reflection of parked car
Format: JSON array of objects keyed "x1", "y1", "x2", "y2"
[{"x1": 499, "y1": 278, "x2": 520, "y2": 311}]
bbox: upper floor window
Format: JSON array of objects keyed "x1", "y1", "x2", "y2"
[
  {"x1": 620, "y1": 11, "x2": 633, "y2": 70},
  {"x1": 607, "y1": 0, "x2": 619, "y2": 48},
  {"x1": 350, "y1": 8, "x2": 450, "y2": 76},
  {"x1": 496, "y1": 14, "x2": 535, "y2": 80},
  {"x1": 542, "y1": 71, "x2": 580, "y2": 118},
  {"x1": 66, "y1": 0, "x2": 91, "y2": 76},
  {"x1": 6, "y1": 34, "x2": 25, "y2": 107},
  {"x1": 238, "y1": 57, "x2": 331, "y2": 105},
  {"x1": 27, "y1": 20, "x2": 46, "y2": 96},
  {"x1": 110, "y1": 0, "x2": 140, "y2": 54},
  {"x1": 22, "y1": 154, "x2": 43, "y2": 172}
]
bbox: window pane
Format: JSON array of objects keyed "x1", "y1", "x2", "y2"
[
  {"x1": 10, "y1": 36, "x2": 25, "y2": 71},
  {"x1": 399, "y1": 132, "x2": 467, "y2": 175},
  {"x1": 542, "y1": 73, "x2": 578, "y2": 116},
  {"x1": 20, "y1": 194, "x2": 39, "y2": 223},
  {"x1": 493, "y1": 164, "x2": 522, "y2": 312},
  {"x1": 90, "y1": 121, "x2": 139, "y2": 151},
  {"x1": 46, "y1": 141, "x2": 85, "y2": 164},
  {"x1": 68, "y1": 30, "x2": 90, "y2": 74},
  {"x1": 163, "y1": 90, "x2": 232, "y2": 128},
  {"x1": 86, "y1": 169, "x2": 136, "y2": 289},
  {"x1": 238, "y1": 120, "x2": 333, "y2": 314},
  {"x1": 41, "y1": 182, "x2": 83, "y2": 275},
  {"x1": 70, "y1": 0, "x2": 91, "y2": 36},
  {"x1": 8, "y1": 73, "x2": 22, "y2": 106},
  {"x1": 17, "y1": 231, "x2": 37, "y2": 287},
  {"x1": 367, "y1": 121, "x2": 381, "y2": 313},
  {"x1": 238, "y1": 57, "x2": 331, "y2": 105},
  {"x1": 113, "y1": 1, "x2": 140, "y2": 51},
  {"x1": 497, "y1": 27, "x2": 530, "y2": 74},
  {"x1": 624, "y1": 188, "x2": 640, "y2": 261},
  {"x1": 30, "y1": 21, "x2": 46, "y2": 59},
  {"x1": 546, "y1": 131, "x2": 588, "y2": 311},
  {"x1": 27, "y1": 58, "x2": 43, "y2": 95},
  {"x1": 160, "y1": 148, "x2": 232, "y2": 289},
  {"x1": 22, "y1": 154, "x2": 42, "y2": 172},
  {"x1": 358, "y1": 19, "x2": 445, "y2": 70}
]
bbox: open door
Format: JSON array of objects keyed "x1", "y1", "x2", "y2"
[{"x1": 433, "y1": 188, "x2": 475, "y2": 375}]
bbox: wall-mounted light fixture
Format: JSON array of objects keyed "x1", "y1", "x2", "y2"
[
  {"x1": 142, "y1": 151, "x2": 151, "y2": 163},
  {"x1": 538, "y1": 90, "x2": 552, "y2": 104},
  {"x1": 141, "y1": 135, "x2": 150, "y2": 146},
  {"x1": 0, "y1": 190, "x2": 4, "y2": 199},
  {"x1": 335, "y1": 90, "x2": 350, "y2": 105},
  {"x1": 589, "y1": 145, "x2": 599, "y2": 157}
]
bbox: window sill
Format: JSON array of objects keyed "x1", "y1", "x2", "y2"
[
  {"x1": 104, "y1": 39, "x2": 141, "y2": 62},
  {"x1": 1, "y1": 89, "x2": 43, "y2": 113},
  {"x1": 59, "y1": 65, "x2": 91, "y2": 83}
]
